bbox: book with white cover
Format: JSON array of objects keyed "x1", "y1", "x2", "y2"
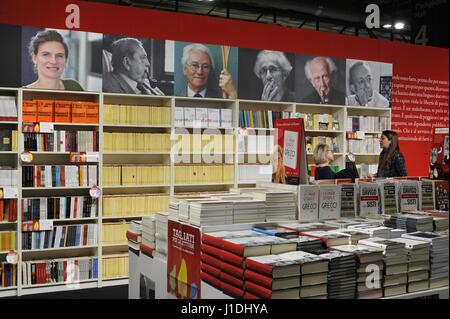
[
  {"x1": 397, "y1": 180, "x2": 420, "y2": 212},
  {"x1": 195, "y1": 107, "x2": 209, "y2": 127},
  {"x1": 377, "y1": 180, "x2": 397, "y2": 215},
  {"x1": 318, "y1": 185, "x2": 341, "y2": 220},
  {"x1": 340, "y1": 183, "x2": 357, "y2": 218},
  {"x1": 298, "y1": 185, "x2": 319, "y2": 222},
  {"x1": 358, "y1": 183, "x2": 379, "y2": 218},
  {"x1": 183, "y1": 107, "x2": 196, "y2": 127}
]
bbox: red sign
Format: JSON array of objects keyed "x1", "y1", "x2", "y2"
[
  {"x1": 167, "y1": 220, "x2": 201, "y2": 299},
  {"x1": 429, "y1": 127, "x2": 449, "y2": 179}
]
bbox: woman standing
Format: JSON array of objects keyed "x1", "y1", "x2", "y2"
[
  {"x1": 25, "y1": 30, "x2": 83, "y2": 91},
  {"x1": 376, "y1": 130, "x2": 407, "y2": 177}
]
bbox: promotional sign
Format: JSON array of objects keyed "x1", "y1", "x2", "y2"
[
  {"x1": 167, "y1": 219, "x2": 201, "y2": 299},
  {"x1": 429, "y1": 127, "x2": 449, "y2": 180},
  {"x1": 273, "y1": 118, "x2": 308, "y2": 185}
]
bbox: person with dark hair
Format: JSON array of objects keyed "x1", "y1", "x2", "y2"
[
  {"x1": 103, "y1": 37, "x2": 164, "y2": 95},
  {"x1": 346, "y1": 61, "x2": 389, "y2": 107},
  {"x1": 375, "y1": 130, "x2": 407, "y2": 177},
  {"x1": 254, "y1": 50, "x2": 295, "y2": 102},
  {"x1": 302, "y1": 56, "x2": 345, "y2": 105},
  {"x1": 25, "y1": 29, "x2": 83, "y2": 91}
]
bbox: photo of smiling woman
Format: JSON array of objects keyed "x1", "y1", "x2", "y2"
[{"x1": 22, "y1": 27, "x2": 103, "y2": 91}]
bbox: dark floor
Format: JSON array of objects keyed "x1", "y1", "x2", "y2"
[{"x1": 6, "y1": 285, "x2": 128, "y2": 299}]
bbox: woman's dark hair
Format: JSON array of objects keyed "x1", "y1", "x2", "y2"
[
  {"x1": 28, "y1": 30, "x2": 69, "y2": 59},
  {"x1": 379, "y1": 130, "x2": 400, "y2": 169}
]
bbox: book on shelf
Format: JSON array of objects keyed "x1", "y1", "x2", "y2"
[
  {"x1": 21, "y1": 224, "x2": 98, "y2": 250},
  {"x1": 23, "y1": 100, "x2": 99, "y2": 124},
  {"x1": 174, "y1": 107, "x2": 184, "y2": 127},
  {"x1": 0, "y1": 199, "x2": 18, "y2": 222},
  {"x1": 103, "y1": 132, "x2": 170, "y2": 152},
  {"x1": 102, "y1": 255, "x2": 129, "y2": 279},
  {"x1": 102, "y1": 222, "x2": 130, "y2": 245},
  {"x1": 0, "y1": 129, "x2": 17, "y2": 151},
  {"x1": 21, "y1": 256, "x2": 98, "y2": 286},
  {"x1": 221, "y1": 109, "x2": 233, "y2": 128},
  {"x1": 0, "y1": 96, "x2": 18, "y2": 121},
  {"x1": 0, "y1": 231, "x2": 16, "y2": 251},
  {"x1": 238, "y1": 164, "x2": 272, "y2": 183},
  {"x1": 103, "y1": 104, "x2": 171, "y2": 126},
  {"x1": 103, "y1": 164, "x2": 170, "y2": 186},
  {"x1": 102, "y1": 194, "x2": 169, "y2": 218},
  {"x1": 23, "y1": 130, "x2": 99, "y2": 152},
  {"x1": 207, "y1": 108, "x2": 220, "y2": 128},
  {"x1": 239, "y1": 110, "x2": 293, "y2": 129},
  {"x1": 1, "y1": 262, "x2": 17, "y2": 288},
  {"x1": 22, "y1": 165, "x2": 98, "y2": 188},
  {"x1": 22, "y1": 196, "x2": 97, "y2": 221},
  {"x1": 347, "y1": 116, "x2": 389, "y2": 132}
]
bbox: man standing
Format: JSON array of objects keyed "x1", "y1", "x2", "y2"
[
  {"x1": 178, "y1": 43, "x2": 237, "y2": 98},
  {"x1": 302, "y1": 56, "x2": 345, "y2": 105},
  {"x1": 253, "y1": 50, "x2": 295, "y2": 102},
  {"x1": 346, "y1": 61, "x2": 390, "y2": 107},
  {"x1": 103, "y1": 37, "x2": 164, "y2": 95}
]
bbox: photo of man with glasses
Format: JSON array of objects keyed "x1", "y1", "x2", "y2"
[
  {"x1": 176, "y1": 43, "x2": 237, "y2": 98},
  {"x1": 345, "y1": 60, "x2": 391, "y2": 107},
  {"x1": 238, "y1": 48, "x2": 295, "y2": 102}
]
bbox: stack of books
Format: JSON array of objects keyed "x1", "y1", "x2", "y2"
[
  {"x1": 231, "y1": 199, "x2": 266, "y2": 224},
  {"x1": 402, "y1": 232, "x2": 449, "y2": 289},
  {"x1": 318, "y1": 251, "x2": 357, "y2": 299},
  {"x1": 168, "y1": 199, "x2": 179, "y2": 219},
  {"x1": 189, "y1": 201, "x2": 233, "y2": 226},
  {"x1": 378, "y1": 180, "x2": 398, "y2": 215},
  {"x1": 141, "y1": 216, "x2": 156, "y2": 249},
  {"x1": 390, "y1": 237, "x2": 430, "y2": 293},
  {"x1": 433, "y1": 217, "x2": 449, "y2": 232},
  {"x1": 244, "y1": 254, "x2": 301, "y2": 299},
  {"x1": 420, "y1": 180, "x2": 435, "y2": 211},
  {"x1": 359, "y1": 238, "x2": 408, "y2": 297},
  {"x1": 301, "y1": 230, "x2": 351, "y2": 248},
  {"x1": 155, "y1": 212, "x2": 168, "y2": 257},
  {"x1": 178, "y1": 198, "x2": 218, "y2": 223},
  {"x1": 334, "y1": 229, "x2": 370, "y2": 245},
  {"x1": 289, "y1": 236, "x2": 323, "y2": 252},
  {"x1": 252, "y1": 191, "x2": 297, "y2": 221},
  {"x1": 350, "y1": 225, "x2": 392, "y2": 239},
  {"x1": 333, "y1": 245, "x2": 384, "y2": 299},
  {"x1": 285, "y1": 251, "x2": 329, "y2": 299}
]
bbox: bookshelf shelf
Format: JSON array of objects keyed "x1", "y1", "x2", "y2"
[
  {"x1": 22, "y1": 217, "x2": 98, "y2": 223},
  {"x1": 103, "y1": 152, "x2": 171, "y2": 155},
  {"x1": 305, "y1": 130, "x2": 344, "y2": 134},
  {"x1": 354, "y1": 153, "x2": 380, "y2": 156},
  {"x1": 22, "y1": 187, "x2": 92, "y2": 190},
  {"x1": 174, "y1": 182, "x2": 235, "y2": 186},
  {"x1": 21, "y1": 279, "x2": 98, "y2": 290},
  {"x1": 50, "y1": 122, "x2": 99, "y2": 127},
  {"x1": 102, "y1": 184, "x2": 170, "y2": 189},
  {"x1": 102, "y1": 243, "x2": 128, "y2": 248},
  {"x1": 22, "y1": 245, "x2": 98, "y2": 253},
  {"x1": 0, "y1": 288, "x2": 17, "y2": 298},
  {"x1": 101, "y1": 278, "x2": 129, "y2": 287},
  {"x1": 103, "y1": 124, "x2": 171, "y2": 128},
  {"x1": 0, "y1": 151, "x2": 17, "y2": 154},
  {"x1": 0, "y1": 121, "x2": 18, "y2": 124},
  {"x1": 0, "y1": 250, "x2": 16, "y2": 254},
  {"x1": 102, "y1": 215, "x2": 152, "y2": 220},
  {"x1": 174, "y1": 126, "x2": 233, "y2": 130},
  {"x1": 238, "y1": 127, "x2": 274, "y2": 131}
]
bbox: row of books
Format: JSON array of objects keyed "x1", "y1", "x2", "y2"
[
  {"x1": 22, "y1": 196, "x2": 97, "y2": 221},
  {"x1": 102, "y1": 255, "x2": 129, "y2": 279},
  {"x1": 0, "y1": 167, "x2": 18, "y2": 187},
  {"x1": 23, "y1": 131, "x2": 99, "y2": 152},
  {"x1": 237, "y1": 134, "x2": 274, "y2": 154},
  {"x1": 102, "y1": 222, "x2": 129, "y2": 245},
  {"x1": 21, "y1": 224, "x2": 98, "y2": 250},
  {"x1": 0, "y1": 96, "x2": 17, "y2": 121},
  {"x1": 174, "y1": 134, "x2": 235, "y2": 153},
  {"x1": 306, "y1": 136, "x2": 340, "y2": 153},
  {"x1": 102, "y1": 165, "x2": 170, "y2": 186},
  {"x1": 1, "y1": 263, "x2": 16, "y2": 288},
  {"x1": 155, "y1": 212, "x2": 168, "y2": 256},
  {"x1": 0, "y1": 130, "x2": 18, "y2": 151},
  {"x1": 21, "y1": 257, "x2": 98, "y2": 286},
  {"x1": 103, "y1": 104, "x2": 171, "y2": 126},
  {"x1": 102, "y1": 194, "x2": 169, "y2": 218},
  {"x1": 174, "y1": 107, "x2": 233, "y2": 128},
  {"x1": 239, "y1": 110, "x2": 294, "y2": 129},
  {"x1": 23, "y1": 100, "x2": 99, "y2": 123},
  {"x1": 0, "y1": 199, "x2": 18, "y2": 222},
  {"x1": 238, "y1": 164, "x2": 273, "y2": 183},
  {"x1": 347, "y1": 137, "x2": 382, "y2": 154},
  {"x1": 347, "y1": 116, "x2": 390, "y2": 132},
  {"x1": 103, "y1": 133, "x2": 171, "y2": 153},
  {"x1": 174, "y1": 164, "x2": 235, "y2": 184},
  {"x1": 0, "y1": 231, "x2": 16, "y2": 251},
  {"x1": 357, "y1": 164, "x2": 379, "y2": 177},
  {"x1": 22, "y1": 165, "x2": 98, "y2": 188}
]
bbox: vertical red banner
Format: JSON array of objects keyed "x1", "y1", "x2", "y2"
[{"x1": 167, "y1": 220, "x2": 201, "y2": 299}]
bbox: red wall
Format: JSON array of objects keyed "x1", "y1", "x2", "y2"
[{"x1": 1, "y1": 0, "x2": 448, "y2": 176}]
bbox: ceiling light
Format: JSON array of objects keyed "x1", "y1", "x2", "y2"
[
  {"x1": 394, "y1": 22, "x2": 405, "y2": 30},
  {"x1": 383, "y1": 24, "x2": 392, "y2": 29}
]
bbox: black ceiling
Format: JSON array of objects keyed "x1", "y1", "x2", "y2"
[{"x1": 84, "y1": 0, "x2": 448, "y2": 48}]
